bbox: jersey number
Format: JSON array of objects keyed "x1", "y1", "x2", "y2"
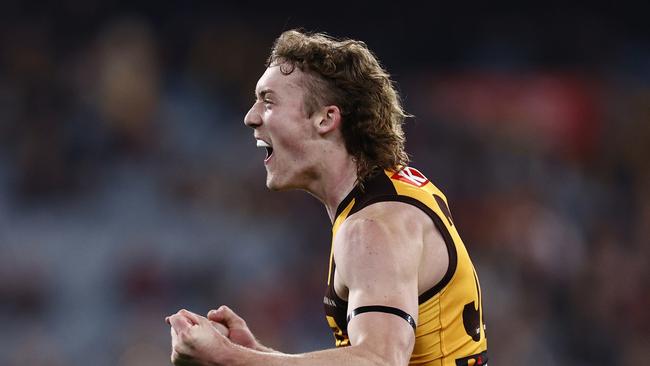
[
  {"x1": 434, "y1": 195, "x2": 485, "y2": 343},
  {"x1": 463, "y1": 270, "x2": 485, "y2": 342}
]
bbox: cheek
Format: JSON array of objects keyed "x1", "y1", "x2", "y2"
[
  {"x1": 270, "y1": 115, "x2": 312, "y2": 155},
  {"x1": 274, "y1": 134, "x2": 301, "y2": 157}
]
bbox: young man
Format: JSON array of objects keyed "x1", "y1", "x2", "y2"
[{"x1": 166, "y1": 29, "x2": 488, "y2": 366}]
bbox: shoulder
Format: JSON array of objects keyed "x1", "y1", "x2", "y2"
[
  {"x1": 333, "y1": 201, "x2": 429, "y2": 279},
  {"x1": 338, "y1": 200, "x2": 431, "y2": 241}
]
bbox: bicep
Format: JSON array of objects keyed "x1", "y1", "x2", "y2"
[{"x1": 335, "y1": 212, "x2": 422, "y2": 366}]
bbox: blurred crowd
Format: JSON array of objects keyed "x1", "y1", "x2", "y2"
[{"x1": 0, "y1": 3, "x2": 648, "y2": 366}]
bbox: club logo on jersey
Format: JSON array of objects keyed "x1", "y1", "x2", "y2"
[{"x1": 392, "y1": 167, "x2": 429, "y2": 187}]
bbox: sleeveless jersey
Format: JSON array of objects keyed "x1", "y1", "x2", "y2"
[{"x1": 323, "y1": 167, "x2": 488, "y2": 366}]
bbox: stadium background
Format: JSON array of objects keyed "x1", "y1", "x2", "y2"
[{"x1": 0, "y1": 2, "x2": 648, "y2": 365}]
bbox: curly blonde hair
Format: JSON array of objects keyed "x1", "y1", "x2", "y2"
[{"x1": 266, "y1": 29, "x2": 410, "y2": 183}]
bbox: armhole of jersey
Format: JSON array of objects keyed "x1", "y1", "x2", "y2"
[
  {"x1": 328, "y1": 260, "x2": 349, "y2": 307},
  {"x1": 361, "y1": 195, "x2": 458, "y2": 305}
]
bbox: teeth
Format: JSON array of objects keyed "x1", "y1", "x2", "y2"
[{"x1": 256, "y1": 140, "x2": 271, "y2": 148}]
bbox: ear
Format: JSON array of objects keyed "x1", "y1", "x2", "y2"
[{"x1": 315, "y1": 105, "x2": 341, "y2": 135}]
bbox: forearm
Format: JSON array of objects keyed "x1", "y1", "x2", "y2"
[
  {"x1": 251, "y1": 341, "x2": 279, "y2": 354},
  {"x1": 226, "y1": 344, "x2": 388, "y2": 366}
]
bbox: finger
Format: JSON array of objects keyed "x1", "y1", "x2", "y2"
[
  {"x1": 207, "y1": 305, "x2": 229, "y2": 321},
  {"x1": 168, "y1": 313, "x2": 193, "y2": 333},
  {"x1": 207, "y1": 305, "x2": 246, "y2": 329},
  {"x1": 181, "y1": 310, "x2": 215, "y2": 331},
  {"x1": 178, "y1": 309, "x2": 201, "y2": 325},
  {"x1": 207, "y1": 307, "x2": 221, "y2": 321},
  {"x1": 210, "y1": 320, "x2": 230, "y2": 336}
]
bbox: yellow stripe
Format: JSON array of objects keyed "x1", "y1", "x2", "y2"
[{"x1": 328, "y1": 198, "x2": 356, "y2": 285}]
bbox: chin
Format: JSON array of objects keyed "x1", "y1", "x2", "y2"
[
  {"x1": 266, "y1": 180, "x2": 292, "y2": 192},
  {"x1": 265, "y1": 175, "x2": 284, "y2": 191},
  {"x1": 266, "y1": 181, "x2": 281, "y2": 191},
  {"x1": 265, "y1": 174, "x2": 301, "y2": 192}
]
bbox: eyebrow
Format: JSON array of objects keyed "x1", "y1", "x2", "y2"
[{"x1": 256, "y1": 88, "x2": 274, "y2": 100}]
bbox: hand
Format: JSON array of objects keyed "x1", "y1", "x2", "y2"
[
  {"x1": 207, "y1": 306, "x2": 260, "y2": 350},
  {"x1": 166, "y1": 309, "x2": 231, "y2": 366}
]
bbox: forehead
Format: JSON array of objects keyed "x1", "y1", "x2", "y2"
[{"x1": 255, "y1": 64, "x2": 306, "y2": 96}]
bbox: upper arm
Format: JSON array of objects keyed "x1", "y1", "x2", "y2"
[{"x1": 334, "y1": 202, "x2": 426, "y2": 366}]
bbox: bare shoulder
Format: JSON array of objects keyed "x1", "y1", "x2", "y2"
[
  {"x1": 336, "y1": 201, "x2": 432, "y2": 246},
  {"x1": 334, "y1": 201, "x2": 449, "y2": 297},
  {"x1": 333, "y1": 201, "x2": 431, "y2": 281},
  {"x1": 340, "y1": 201, "x2": 431, "y2": 235}
]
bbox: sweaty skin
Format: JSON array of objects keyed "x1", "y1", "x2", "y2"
[
  {"x1": 166, "y1": 200, "x2": 448, "y2": 366},
  {"x1": 166, "y1": 64, "x2": 449, "y2": 366}
]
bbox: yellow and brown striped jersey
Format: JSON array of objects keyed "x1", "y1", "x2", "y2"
[{"x1": 324, "y1": 167, "x2": 488, "y2": 366}]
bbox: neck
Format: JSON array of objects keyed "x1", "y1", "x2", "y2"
[{"x1": 304, "y1": 156, "x2": 358, "y2": 224}]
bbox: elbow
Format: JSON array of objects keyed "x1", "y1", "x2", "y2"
[
  {"x1": 384, "y1": 349, "x2": 412, "y2": 366},
  {"x1": 352, "y1": 340, "x2": 413, "y2": 366},
  {"x1": 369, "y1": 351, "x2": 411, "y2": 366}
]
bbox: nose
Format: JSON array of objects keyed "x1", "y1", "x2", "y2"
[{"x1": 244, "y1": 104, "x2": 262, "y2": 129}]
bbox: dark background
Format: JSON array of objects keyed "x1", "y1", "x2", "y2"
[{"x1": 1, "y1": 2, "x2": 649, "y2": 365}]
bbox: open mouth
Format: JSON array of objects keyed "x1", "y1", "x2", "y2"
[{"x1": 256, "y1": 139, "x2": 274, "y2": 162}]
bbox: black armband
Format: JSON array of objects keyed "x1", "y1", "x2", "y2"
[{"x1": 347, "y1": 305, "x2": 417, "y2": 331}]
